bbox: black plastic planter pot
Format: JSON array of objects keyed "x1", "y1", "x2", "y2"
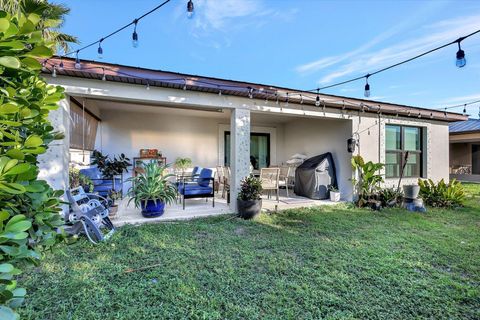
[{"x1": 237, "y1": 199, "x2": 262, "y2": 219}]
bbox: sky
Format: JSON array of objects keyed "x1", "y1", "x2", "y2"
[{"x1": 59, "y1": 0, "x2": 480, "y2": 117}]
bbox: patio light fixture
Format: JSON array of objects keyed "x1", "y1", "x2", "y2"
[
  {"x1": 187, "y1": 0, "x2": 194, "y2": 18},
  {"x1": 102, "y1": 68, "x2": 106, "y2": 81},
  {"x1": 98, "y1": 39, "x2": 104, "y2": 59},
  {"x1": 52, "y1": 65, "x2": 57, "y2": 78},
  {"x1": 456, "y1": 39, "x2": 466, "y2": 68},
  {"x1": 315, "y1": 89, "x2": 320, "y2": 107},
  {"x1": 74, "y1": 51, "x2": 81, "y2": 69},
  {"x1": 132, "y1": 19, "x2": 139, "y2": 48},
  {"x1": 364, "y1": 75, "x2": 370, "y2": 97},
  {"x1": 347, "y1": 138, "x2": 356, "y2": 153}
]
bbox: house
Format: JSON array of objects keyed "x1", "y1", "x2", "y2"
[
  {"x1": 449, "y1": 119, "x2": 480, "y2": 183},
  {"x1": 37, "y1": 57, "x2": 467, "y2": 214}
]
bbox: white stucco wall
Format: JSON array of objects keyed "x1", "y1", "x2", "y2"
[
  {"x1": 351, "y1": 112, "x2": 450, "y2": 187},
  {"x1": 282, "y1": 117, "x2": 353, "y2": 200}
]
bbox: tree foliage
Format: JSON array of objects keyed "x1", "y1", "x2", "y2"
[
  {"x1": 0, "y1": 0, "x2": 78, "y2": 53},
  {"x1": 0, "y1": 9, "x2": 66, "y2": 319}
]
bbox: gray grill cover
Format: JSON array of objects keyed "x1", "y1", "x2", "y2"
[{"x1": 294, "y1": 152, "x2": 337, "y2": 200}]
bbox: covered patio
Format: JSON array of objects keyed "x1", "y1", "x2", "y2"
[{"x1": 70, "y1": 95, "x2": 351, "y2": 223}]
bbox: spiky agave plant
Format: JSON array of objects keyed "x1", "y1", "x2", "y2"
[{"x1": 127, "y1": 162, "x2": 177, "y2": 208}]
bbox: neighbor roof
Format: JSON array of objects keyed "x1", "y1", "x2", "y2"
[
  {"x1": 42, "y1": 57, "x2": 467, "y2": 122},
  {"x1": 449, "y1": 119, "x2": 480, "y2": 134}
]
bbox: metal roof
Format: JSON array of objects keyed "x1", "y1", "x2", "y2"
[
  {"x1": 449, "y1": 119, "x2": 480, "y2": 133},
  {"x1": 42, "y1": 57, "x2": 467, "y2": 122}
]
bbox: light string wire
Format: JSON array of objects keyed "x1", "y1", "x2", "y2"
[
  {"x1": 42, "y1": 0, "x2": 480, "y2": 118},
  {"x1": 45, "y1": 60, "x2": 480, "y2": 119},
  {"x1": 59, "y1": 0, "x2": 172, "y2": 58}
]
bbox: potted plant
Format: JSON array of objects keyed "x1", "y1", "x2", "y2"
[
  {"x1": 69, "y1": 166, "x2": 94, "y2": 192},
  {"x1": 237, "y1": 176, "x2": 263, "y2": 219},
  {"x1": 127, "y1": 162, "x2": 177, "y2": 218},
  {"x1": 91, "y1": 150, "x2": 131, "y2": 179},
  {"x1": 108, "y1": 189, "x2": 121, "y2": 217},
  {"x1": 174, "y1": 157, "x2": 192, "y2": 175},
  {"x1": 329, "y1": 186, "x2": 341, "y2": 202}
]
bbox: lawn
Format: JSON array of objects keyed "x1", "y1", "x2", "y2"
[{"x1": 20, "y1": 184, "x2": 480, "y2": 319}]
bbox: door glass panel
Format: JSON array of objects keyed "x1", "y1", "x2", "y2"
[
  {"x1": 224, "y1": 132, "x2": 270, "y2": 169},
  {"x1": 386, "y1": 125, "x2": 401, "y2": 150},
  {"x1": 404, "y1": 127, "x2": 421, "y2": 151}
]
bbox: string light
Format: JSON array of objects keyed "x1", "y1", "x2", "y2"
[
  {"x1": 52, "y1": 65, "x2": 57, "y2": 77},
  {"x1": 300, "y1": 94, "x2": 304, "y2": 104},
  {"x1": 444, "y1": 108, "x2": 447, "y2": 118},
  {"x1": 248, "y1": 87, "x2": 254, "y2": 99},
  {"x1": 41, "y1": 60, "x2": 47, "y2": 71},
  {"x1": 183, "y1": 79, "x2": 187, "y2": 90},
  {"x1": 132, "y1": 19, "x2": 139, "y2": 48},
  {"x1": 315, "y1": 89, "x2": 320, "y2": 107},
  {"x1": 74, "y1": 51, "x2": 81, "y2": 69},
  {"x1": 187, "y1": 0, "x2": 194, "y2": 19},
  {"x1": 102, "y1": 67, "x2": 106, "y2": 81},
  {"x1": 463, "y1": 104, "x2": 467, "y2": 115},
  {"x1": 218, "y1": 88, "x2": 222, "y2": 96},
  {"x1": 418, "y1": 113, "x2": 421, "y2": 118},
  {"x1": 59, "y1": 58, "x2": 64, "y2": 69},
  {"x1": 275, "y1": 92, "x2": 279, "y2": 105},
  {"x1": 364, "y1": 74, "x2": 370, "y2": 98},
  {"x1": 146, "y1": 81, "x2": 150, "y2": 90},
  {"x1": 456, "y1": 39, "x2": 466, "y2": 68},
  {"x1": 285, "y1": 92, "x2": 289, "y2": 107},
  {"x1": 98, "y1": 39, "x2": 104, "y2": 59}
]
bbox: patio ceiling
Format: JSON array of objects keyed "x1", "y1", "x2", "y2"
[{"x1": 44, "y1": 57, "x2": 467, "y2": 122}]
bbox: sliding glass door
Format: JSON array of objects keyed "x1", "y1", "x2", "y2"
[{"x1": 224, "y1": 132, "x2": 270, "y2": 169}]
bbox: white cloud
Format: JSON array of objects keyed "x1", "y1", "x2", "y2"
[
  {"x1": 192, "y1": 0, "x2": 261, "y2": 30},
  {"x1": 315, "y1": 13, "x2": 480, "y2": 85},
  {"x1": 438, "y1": 94, "x2": 480, "y2": 105}
]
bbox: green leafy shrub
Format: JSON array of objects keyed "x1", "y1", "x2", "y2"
[
  {"x1": 351, "y1": 155, "x2": 384, "y2": 207},
  {"x1": 378, "y1": 188, "x2": 403, "y2": 207},
  {"x1": 0, "y1": 9, "x2": 66, "y2": 318},
  {"x1": 69, "y1": 167, "x2": 93, "y2": 192},
  {"x1": 238, "y1": 176, "x2": 262, "y2": 201},
  {"x1": 418, "y1": 178, "x2": 466, "y2": 208}
]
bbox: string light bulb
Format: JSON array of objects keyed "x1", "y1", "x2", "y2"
[
  {"x1": 146, "y1": 82, "x2": 150, "y2": 90},
  {"x1": 248, "y1": 87, "x2": 253, "y2": 99},
  {"x1": 183, "y1": 79, "x2": 187, "y2": 90},
  {"x1": 300, "y1": 94, "x2": 304, "y2": 104},
  {"x1": 41, "y1": 60, "x2": 47, "y2": 72},
  {"x1": 187, "y1": 0, "x2": 194, "y2": 19},
  {"x1": 59, "y1": 58, "x2": 64, "y2": 70},
  {"x1": 102, "y1": 68, "x2": 106, "y2": 81},
  {"x1": 456, "y1": 40, "x2": 466, "y2": 68},
  {"x1": 463, "y1": 104, "x2": 467, "y2": 115},
  {"x1": 98, "y1": 39, "x2": 104, "y2": 59},
  {"x1": 74, "y1": 51, "x2": 81, "y2": 69},
  {"x1": 315, "y1": 88, "x2": 320, "y2": 107},
  {"x1": 285, "y1": 92, "x2": 289, "y2": 107},
  {"x1": 444, "y1": 108, "x2": 447, "y2": 118},
  {"x1": 52, "y1": 65, "x2": 57, "y2": 78},
  {"x1": 364, "y1": 75, "x2": 371, "y2": 98},
  {"x1": 132, "y1": 19, "x2": 139, "y2": 48},
  {"x1": 430, "y1": 112, "x2": 433, "y2": 119}
]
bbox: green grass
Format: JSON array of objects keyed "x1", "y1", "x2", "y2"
[{"x1": 20, "y1": 184, "x2": 480, "y2": 319}]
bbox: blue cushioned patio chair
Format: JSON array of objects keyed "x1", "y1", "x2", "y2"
[
  {"x1": 80, "y1": 167, "x2": 123, "y2": 198},
  {"x1": 178, "y1": 168, "x2": 215, "y2": 210}
]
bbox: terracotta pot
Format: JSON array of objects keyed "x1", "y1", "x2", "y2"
[
  {"x1": 237, "y1": 199, "x2": 262, "y2": 219},
  {"x1": 109, "y1": 205, "x2": 118, "y2": 218}
]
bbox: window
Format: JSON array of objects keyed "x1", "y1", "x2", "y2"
[{"x1": 385, "y1": 125, "x2": 423, "y2": 178}]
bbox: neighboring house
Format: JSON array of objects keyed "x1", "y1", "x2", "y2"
[
  {"x1": 38, "y1": 57, "x2": 467, "y2": 211},
  {"x1": 449, "y1": 119, "x2": 480, "y2": 182}
]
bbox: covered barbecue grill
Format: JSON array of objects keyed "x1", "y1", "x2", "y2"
[{"x1": 294, "y1": 152, "x2": 337, "y2": 200}]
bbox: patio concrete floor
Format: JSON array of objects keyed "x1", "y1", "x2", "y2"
[{"x1": 111, "y1": 189, "x2": 340, "y2": 226}]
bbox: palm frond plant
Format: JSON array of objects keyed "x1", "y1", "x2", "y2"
[
  {"x1": 174, "y1": 157, "x2": 192, "y2": 175},
  {"x1": 0, "y1": 0, "x2": 79, "y2": 53},
  {"x1": 127, "y1": 162, "x2": 177, "y2": 217}
]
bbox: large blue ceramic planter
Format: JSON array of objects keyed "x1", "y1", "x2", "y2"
[{"x1": 141, "y1": 200, "x2": 166, "y2": 218}]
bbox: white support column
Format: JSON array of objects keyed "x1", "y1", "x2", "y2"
[
  {"x1": 38, "y1": 97, "x2": 70, "y2": 193},
  {"x1": 229, "y1": 108, "x2": 251, "y2": 212}
]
